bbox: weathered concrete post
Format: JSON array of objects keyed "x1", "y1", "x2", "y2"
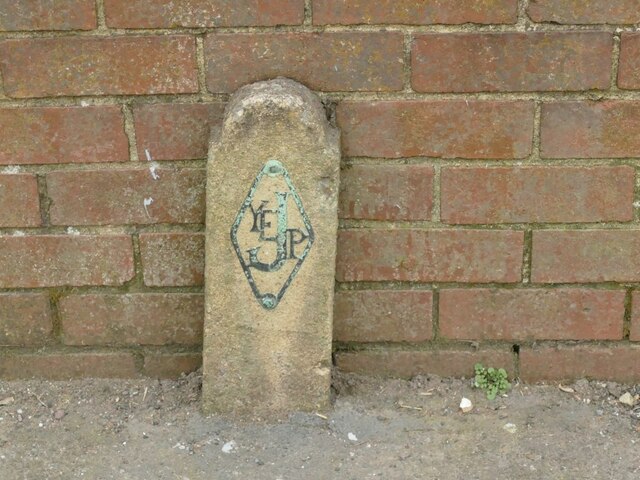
[{"x1": 203, "y1": 78, "x2": 340, "y2": 417}]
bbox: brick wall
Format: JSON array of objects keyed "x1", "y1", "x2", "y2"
[{"x1": 1, "y1": 0, "x2": 640, "y2": 382}]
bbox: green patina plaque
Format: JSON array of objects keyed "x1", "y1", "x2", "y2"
[{"x1": 230, "y1": 160, "x2": 314, "y2": 310}]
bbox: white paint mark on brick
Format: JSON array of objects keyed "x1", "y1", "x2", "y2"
[
  {"x1": 143, "y1": 197, "x2": 154, "y2": 218},
  {"x1": 145, "y1": 149, "x2": 160, "y2": 180}
]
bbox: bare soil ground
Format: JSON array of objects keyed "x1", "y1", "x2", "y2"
[{"x1": 0, "y1": 371, "x2": 638, "y2": 480}]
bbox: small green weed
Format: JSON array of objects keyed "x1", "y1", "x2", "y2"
[{"x1": 474, "y1": 363, "x2": 511, "y2": 400}]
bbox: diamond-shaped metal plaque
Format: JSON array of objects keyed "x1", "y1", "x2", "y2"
[{"x1": 230, "y1": 160, "x2": 314, "y2": 310}]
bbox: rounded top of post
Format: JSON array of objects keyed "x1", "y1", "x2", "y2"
[{"x1": 223, "y1": 78, "x2": 331, "y2": 134}]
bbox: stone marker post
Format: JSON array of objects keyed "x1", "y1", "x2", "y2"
[{"x1": 203, "y1": 79, "x2": 340, "y2": 417}]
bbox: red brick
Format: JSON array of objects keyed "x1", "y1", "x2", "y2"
[
  {"x1": 134, "y1": 103, "x2": 225, "y2": 161},
  {"x1": 441, "y1": 166, "x2": 634, "y2": 224},
  {"x1": 412, "y1": 32, "x2": 611, "y2": 93},
  {"x1": 140, "y1": 233, "x2": 204, "y2": 286},
  {"x1": 337, "y1": 101, "x2": 534, "y2": 159},
  {"x1": 532, "y1": 230, "x2": 640, "y2": 283},
  {"x1": 527, "y1": 0, "x2": 640, "y2": 24},
  {"x1": 0, "y1": 0, "x2": 96, "y2": 31},
  {"x1": 629, "y1": 292, "x2": 640, "y2": 341},
  {"x1": 334, "y1": 290, "x2": 433, "y2": 342},
  {"x1": 0, "y1": 235, "x2": 134, "y2": 288},
  {"x1": 336, "y1": 349, "x2": 514, "y2": 378},
  {"x1": 204, "y1": 33, "x2": 404, "y2": 93},
  {"x1": 0, "y1": 106, "x2": 128, "y2": 165},
  {"x1": 337, "y1": 230, "x2": 523, "y2": 283},
  {"x1": 313, "y1": 0, "x2": 517, "y2": 25},
  {"x1": 440, "y1": 289, "x2": 625, "y2": 341},
  {"x1": 520, "y1": 346, "x2": 640, "y2": 383},
  {"x1": 618, "y1": 34, "x2": 640, "y2": 90},
  {"x1": 105, "y1": 0, "x2": 303, "y2": 28},
  {"x1": 59, "y1": 294, "x2": 203, "y2": 346},
  {"x1": 0, "y1": 293, "x2": 52, "y2": 346},
  {"x1": 47, "y1": 169, "x2": 205, "y2": 226},
  {"x1": 0, "y1": 36, "x2": 197, "y2": 97},
  {"x1": 339, "y1": 165, "x2": 434, "y2": 221},
  {"x1": 143, "y1": 353, "x2": 202, "y2": 379},
  {"x1": 0, "y1": 353, "x2": 138, "y2": 380},
  {"x1": 541, "y1": 101, "x2": 640, "y2": 158},
  {"x1": 0, "y1": 174, "x2": 41, "y2": 227}
]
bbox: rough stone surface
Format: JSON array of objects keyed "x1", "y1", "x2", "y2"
[{"x1": 203, "y1": 79, "x2": 340, "y2": 417}]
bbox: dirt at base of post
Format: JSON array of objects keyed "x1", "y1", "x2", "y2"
[{"x1": 0, "y1": 370, "x2": 638, "y2": 479}]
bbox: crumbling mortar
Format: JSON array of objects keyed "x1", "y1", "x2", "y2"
[
  {"x1": 303, "y1": 0, "x2": 313, "y2": 26},
  {"x1": 48, "y1": 288, "x2": 64, "y2": 344},
  {"x1": 333, "y1": 340, "x2": 527, "y2": 353},
  {"x1": 339, "y1": 219, "x2": 640, "y2": 231},
  {"x1": 521, "y1": 230, "x2": 533, "y2": 284},
  {"x1": 132, "y1": 348, "x2": 145, "y2": 374},
  {"x1": 530, "y1": 101, "x2": 542, "y2": 161},
  {"x1": 335, "y1": 280, "x2": 639, "y2": 291},
  {"x1": 623, "y1": 289, "x2": 633, "y2": 339},
  {"x1": 122, "y1": 103, "x2": 139, "y2": 162},
  {"x1": 3, "y1": 21, "x2": 639, "y2": 39},
  {"x1": 402, "y1": 33, "x2": 413, "y2": 92},
  {"x1": 431, "y1": 165, "x2": 441, "y2": 223},
  {"x1": 35, "y1": 174, "x2": 51, "y2": 227},
  {"x1": 431, "y1": 288, "x2": 440, "y2": 341},
  {"x1": 333, "y1": 338, "x2": 640, "y2": 354},
  {"x1": 343, "y1": 157, "x2": 640, "y2": 168},
  {"x1": 0, "y1": 159, "x2": 207, "y2": 176},
  {"x1": 0, "y1": 223, "x2": 205, "y2": 237},
  {"x1": 516, "y1": 0, "x2": 532, "y2": 29},
  {"x1": 0, "y1": 67, "x2": 6, "y2": 99},
  {"x1": 634, "y1": 167, "x2": 640, "y2": 222},
  {"x1": 195, "y1": 35, "x2": 208, "y2": 94},
  {"x1": 0, "y1": 284, "x2": 204, "y2": 297},
  {"x1": 4, "y1": 90, "x2": 640, "y2": 109},
  {"x1": 611, "y1": 32, "x2": 622, "y2": 90},
  {"x1": 130, "y1": 233, "x2": 145, "y2": 290},
  {"x1": 95, "y1": 0, "x2": 108, "y2": 32}
]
